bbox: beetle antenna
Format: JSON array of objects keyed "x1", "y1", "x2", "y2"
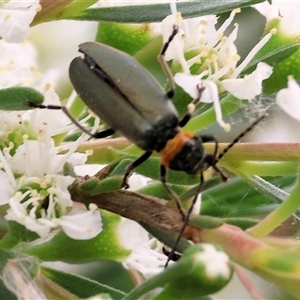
[
  {"x1": 217, "y1": 114, "x2": 267, "y2": 162},
  {"x1": 26, "y1": 102, "x2": 97, "y2": 137},
  {"x1": 165, "y1": 174, "x2": 204, "y2": 267},
  {"x1": 165, "y1": 113, "x2": 267, "y2": 267}
]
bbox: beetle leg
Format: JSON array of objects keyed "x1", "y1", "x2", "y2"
[
  {"x1": 121, "y1": 151, "x2": 153, "y2": 189},
  {"x1": 179, "y1": 84, "x2": 206, "y2": 127},
  {"x1": 160, "y1": 165, "x2": 185, "y2": 220},
  {"x1": 162, "y1": 246, "x2": 181, "y2": 261},
  {"x1": 157, "y1": 25, "x2": 179, "y2": 98},
  {"x1": 200, "y1": 134, "x2": 219, "y2": 162},
  {"x1": 93, "y1": 128, "x2": 115, "y2": 138},
  {"x1": 165, "y1": 172, "x2": 204, "y2": 267},
  {"x1": 200, "y1": 134, "x2": 228, "y2": 181}
]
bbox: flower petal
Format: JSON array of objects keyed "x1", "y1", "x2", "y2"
[
  {"x1": 59, "y1": 209, "x2": 103, "y2": 240},
  {"x1": 0, "y1": 171, "x2": 14, "y2": 205},
  {"x1": 276, "y1": 77, "x2": 300, "y2": 122},
  {"x1": 222, "y1": 62, "x2": 272, "y2": 100},
  {"x1": 0, "y1": 1, "x2": 41, "y2": 43}
]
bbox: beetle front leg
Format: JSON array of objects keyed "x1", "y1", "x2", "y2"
[
  {"x1": 179, "y1": 85, "x2": 205, "y2": 127},
  {"x1": 179, "y1": 84, "x2": 206, "y2": 127},
  {"x1": 157, "y1": 25, "x2": 179, "y2": 99},
  {"x1": 121, "y1": 151, "x2": 152, "y2": 189}
]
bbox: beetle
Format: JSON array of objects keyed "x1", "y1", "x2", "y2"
[
  {"x1": 27, "y1": 28, "x2": 265, "y2": 266},
  {"x1": 67, "y1": 33, "x2": 227, "y2": 210}
]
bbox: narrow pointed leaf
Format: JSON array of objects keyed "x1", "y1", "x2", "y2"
[{"x1": 71, "y1": 0, "x2": 265, "y2": 23}]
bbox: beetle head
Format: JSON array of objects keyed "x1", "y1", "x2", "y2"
[{"x1": 168, "y1": 135, "x2": 215, "y2": 175}]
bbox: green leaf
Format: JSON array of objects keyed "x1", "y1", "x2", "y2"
[
  {"x1": 80, "y1": 177, "x2": 123, "y2": 195},
  {"x1": 23, "y1": 211, "x2": 130, "y2": 263},
  {"x1": 241, "y1": 175, "x2": 292, "y2": 208},
  {"x1": 71, "y1": 0, "x2": 265, "y2": 23},
  {"x1": 189, "y1": 215, "x2": 224, "y2": 230},
  {"x1": 250, "y1": 247, "x2": 300, "y2": 299},
  {"x1": 221, "y1": 217, "x2": 259, "y2": 230},
  {"x1": 254, "y1": 19, "x2": 300, "y2": 94},
  {"x1": 201, "y1": 176, "x2": 296, "y2": 218},
  {"x1": 32, "y1": 1, "x2": 98, "y2": 25},
  {"x1": 141, "y1": 222, "x2": 191, "y2": 253},
  {"x1": 185, "y1": 94, "x2": 241, "y2": 132},
  {"x1": 0, "y1": 221, "x2": 40, "y2": 249},
  {"x1": 137, "y1": 181, "x2": 188, "y2": 201},
  {"x1": 242, "y1": 42, "x2": 300, "y2": 75},
  {"x1": 248, "y1": 165, "x2": 300, "y2": 238},
  {"x1": 96, "y1": 22, "x2": 153, "y2": 56},
  {"x1": 0, "y1": 87, "x2": 43, "y2": 110},
  {"x1": 42, "y1": 266, "x2": 125, "y2": 300}
]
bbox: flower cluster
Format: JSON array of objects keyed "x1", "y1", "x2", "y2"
[
  {"x1": 0, "y1": 104, "x2": 103, "y2": 240},
  {"x1": 0, "y1": 6, "x2": 103, "y2": 240},
  {"x1": 0, "y1": 0, "x2": 41, "y2": 43},
  {"x1": 162, "y1": 6, "x2": 274, "y2": 130},
  {"x1": 1, "y1": 0, "x2": 300, "y2": 293}
]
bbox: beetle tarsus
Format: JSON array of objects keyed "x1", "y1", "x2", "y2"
[
  {"x1": 121, "y1": 180, "x2": 130, "y2": 189},
  {"x1": 179, "y1": 85, "x2": 206, "y2": 127}
]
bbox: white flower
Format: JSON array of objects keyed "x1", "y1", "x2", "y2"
[
  {"x1": 0, "y1": 150, "x2": 16, "y2": 205},
  {"x1": 0, "y1": 111, "x2": 101, "y2": 239},
  {"x1": 0, "y1": 170, "x2": 15, "y2": 205},
  {"x1": 0, "y1": 0, "x2": 41, "y2": 43},
  {"x1": 173, "y1": 74, "x2": 229, "y2": 130},
  {"x1": 276, "y1": 76, "x2": 300, "y2": 122},
  {"x1": 221, "y1": 62, "x2": 273, "y2": 100},
  {"x1": 59, "y1": 207, "x2": 103, "y2": 240},
  {"x1": 0, "y1": 40, "x2": 43, "y2": 89},
  {"x1": 4, "y1": 174, "x2": 74, "y2": 237},
  {"x1": 193, "y1": 244, "x2": 231, "y2": 279},
  {"x1": 3, "y1": 138, "x2": 86, "y2": 177},
  {"x1": 126, "y1": 173, "x2": 150, "y2": 191},
  {"x1": 115, "y1": 174, "x2": 164, "y2": 277},
  {"x1": 3, "y1": 172, "x2": 102, "y2": 240},
  {"x1": 254, "y1": 1, "x2": 300, "y2": 36},
  {"x1": 161, "y1": 13, "x2": 189, "y2": 73},
  {"x1": 161, "y1": 8, "x2": 273, "y2": 130},
  {"x1": 118, "y1": 218, "x2": 171, "y2": 278},
  {"x1": 28, "y1": 86, "x2": 72, "y2": 137}
]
